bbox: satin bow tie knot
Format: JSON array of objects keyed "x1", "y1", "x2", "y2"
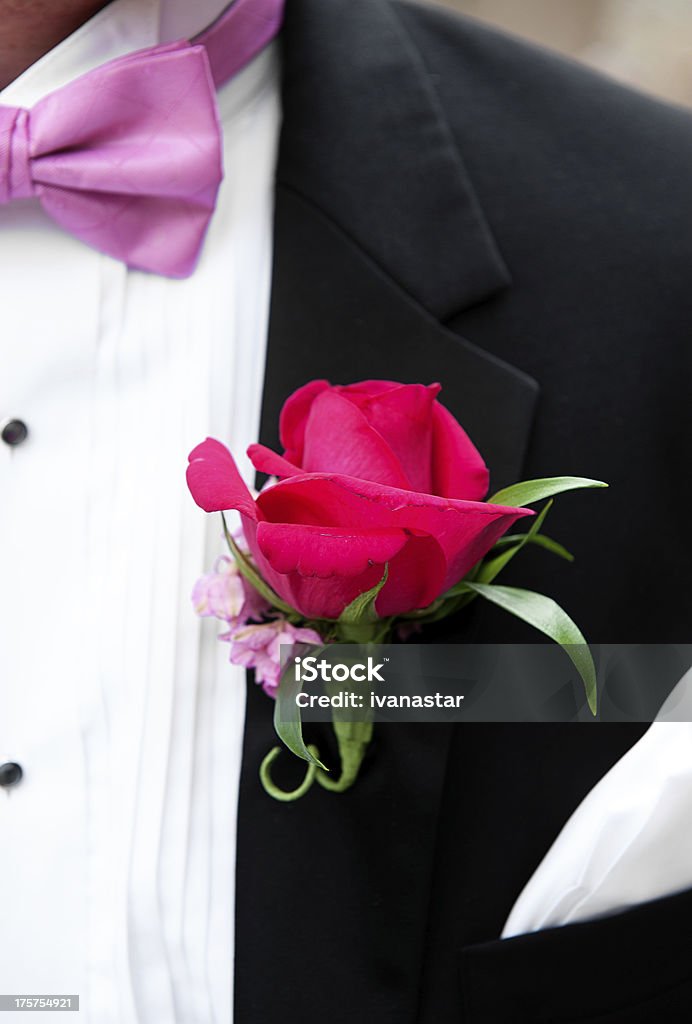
[{"x1": 0, "y1": 41, "x2": 224, "y2": 277}]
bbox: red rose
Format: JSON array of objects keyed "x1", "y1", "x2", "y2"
[{"x1": 187, "y1": 380, "x2": 530, "y2": 619}]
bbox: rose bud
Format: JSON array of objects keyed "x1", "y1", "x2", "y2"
[{"x1": 186, "y1": 381, "x2": 531, "y2": 620}]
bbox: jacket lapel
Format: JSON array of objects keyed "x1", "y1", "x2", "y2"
[
  {"x1": 236, "y1": 3, "x2": 539, "y2": 1021},
  {"x1": 260, "y1": 0, "x2": 538, "y2": 491},
  {"x1": 274, "y1": 0, "x2": 511, "y2": 320},
  {"x1": 259, "y1": 184, "x2": 538, "y2": 491}
]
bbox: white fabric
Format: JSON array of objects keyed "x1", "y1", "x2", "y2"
[
  {"x1": 0, "y1": 1, "x2": 280, "y2": 1021},
  {"x1": 656, "y1": 665, "x2": 692, "y2": 722},
  {"x1": 503, "y1": 716, "x2": 692, "y2": 938}
]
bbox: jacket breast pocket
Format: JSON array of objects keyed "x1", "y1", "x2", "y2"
[{"x1": 459, "y1": 887, "x2": 692, "y2": 1023}]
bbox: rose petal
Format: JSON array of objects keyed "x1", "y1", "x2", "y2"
[
  {"x1": 247, "y1": 519, "x2": 448, "y2": 619},
  {"x1": 355, "y1": 383, "x2": 440, "y2": 492},
  {"x1": 302, "y1": 390, "x2": 412, "y2": 487},
  {"x1": 186, "y1": 437, "x2": 258, "y2": 518},
  {"x1": 255, "y1": 522, "x2": 410, "y2": 578},
  {"x1": 248, "y1": 443, "x2": 303, "y2": 479},
  {"x1": 336, "y1": 380, "x2": 402, "y2": 403},
  {"x1": 278, "y1": 379, "x2": 330, "y2": 464},
  {"x1": 375, "y1": 532, "x2": 447, "y2": 615},
  {"x1": 256, "y1": 472, "x2": 531, "y2": 589},
  {"x1": 430, "y1": 402, "x2": 489, "y2": 500},
  {"x1": 244, "y1": 513, "x2": 390, "y2": 619}
]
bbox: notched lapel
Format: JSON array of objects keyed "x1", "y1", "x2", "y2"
[
  {"x1": 262, "y1": 0, "x2": 540, "y2": 491},
  {"x1": 261, "y1": 187, "x2": 538, "y2": 492},
  {"x1": 277, "y1": 0, "x2": 512, "y2": 320}
]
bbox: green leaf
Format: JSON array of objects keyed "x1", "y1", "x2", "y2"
[
  {"x1": 460, "y1": 581, "x2": 598, "y2": 715},
  {"x1": 338, "y1": 565, "x2": 389, "y2": 626},
  {"x1": 489, "y1": 476, "x2": 608, "y2": 508},
  {"x1": 492, "y1": 532, "x2": 574, "y2": 562},
  {"x1": 476, "y1": 500, "x2": 553, "y2": 584},
  {"x1": 221, "y1": 513, "x2": 295, "y2": 616},
  {"x1": 274, "y1": 650, "x2": 329, "y2": 770}
]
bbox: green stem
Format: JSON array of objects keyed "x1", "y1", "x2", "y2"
[
  {"x1": 316, "y1": 718, "x2": 373, "y2": 793},
  {"x1": 259, "y1": 744, "x2": 320, "y2": 801}
]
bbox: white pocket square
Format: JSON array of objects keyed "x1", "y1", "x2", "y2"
[{"x1": 503, "y1": 670, "x2": 692, "y2": 938}]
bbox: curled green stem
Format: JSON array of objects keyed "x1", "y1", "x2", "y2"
[{"x1": 259, "y1": 744, "x2": 321, "y2": 801}]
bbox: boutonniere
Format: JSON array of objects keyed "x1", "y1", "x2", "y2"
[{"x1": 187, "y1": 380, "x2": 605, "y2": 800}]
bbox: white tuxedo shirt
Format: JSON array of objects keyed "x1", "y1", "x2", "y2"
[{"x1": 0, "y1": 1, "x2": 280, "y2": 1020}]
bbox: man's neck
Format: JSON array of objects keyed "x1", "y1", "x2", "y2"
[{"x1": 0, "y1": 0, "x2": 112, "y2": 90}]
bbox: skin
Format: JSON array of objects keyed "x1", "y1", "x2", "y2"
[{"x1": 0, "y1": 0, "x2": 112, "y2": 89}]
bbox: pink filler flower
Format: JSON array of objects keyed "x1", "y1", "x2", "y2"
[
  {"x1": 192, "y1": 555, "x2": 322, "y2": 697},
  {"x1": 227, "y1": 619, "x2": 323, "y2": 697}
]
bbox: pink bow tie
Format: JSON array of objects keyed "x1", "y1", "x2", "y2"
[{"x1": 0, "y1": 0, "x2": 284, "y2": 278}]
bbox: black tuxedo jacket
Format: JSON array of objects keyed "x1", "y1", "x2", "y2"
[{"x1": 235, "y1": 2, "x2": 692, "y2": 1021}]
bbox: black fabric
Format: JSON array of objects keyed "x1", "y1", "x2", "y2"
[
  {"x1": 236, "y1": 681, "x2": 455, "y2": 1024},
  {"x1": 235, "y1": 2, "x2": 692, "y2": 1021},
  {"x1": 460, "y1": 886, "x2": 692, "y2": 1023}
]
